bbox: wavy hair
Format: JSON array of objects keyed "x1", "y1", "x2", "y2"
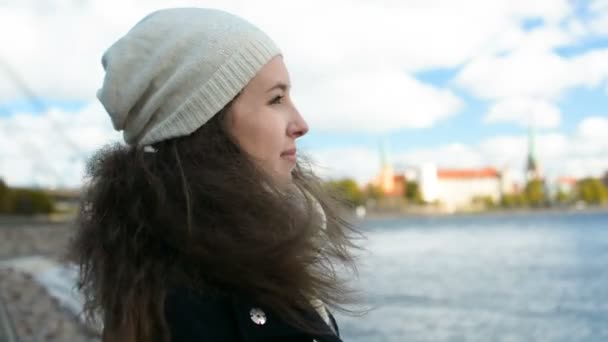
[{"x1": 68, "y1": 104, "x2": 365, "y2": 341}]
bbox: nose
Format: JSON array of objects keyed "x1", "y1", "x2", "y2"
[{"x1": 287, "y1": 108, "x2": 309, "y2": 139}]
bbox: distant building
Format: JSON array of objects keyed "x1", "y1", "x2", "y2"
[
  {"x1": 415, "y1": 165, "x2": 515, "y2": 210},
  {"x1": 556, "y1": 177, "x2": 578, "y2": 194},
  {"x1": 418, "y1": 163, "x2": 440, "y2": 203},
  {"x1": 437, "y1": 167, "x2": 504, "y2": 209},
  {"x1": 391, "y1": 174, "x2": 406, "y2": 197},
  {"x1": 370, "y1": 137, "x2": 521, "y2": 208},
  {"x1": 500, "y1": 167, "x2": 516, "y2": 195}
]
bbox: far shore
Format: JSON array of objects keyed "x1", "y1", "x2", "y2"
[
  {"x1": 0, "y1": 213, "x2": 76, "y2": 227},
  {"x1": 358, "y1": 204, "x2": 608, "y2": 220},
  {"x1": 1, "y1": 204, "x2": 607, "y2": 227}
]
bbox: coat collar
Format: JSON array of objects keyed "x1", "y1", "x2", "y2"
[{"x1": 230, "y1": 295, "x2": 342, "y2": 342}]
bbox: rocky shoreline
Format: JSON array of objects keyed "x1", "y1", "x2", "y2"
[{"x1": 0, "y1": 220, "x2": 100, "y2": 341}]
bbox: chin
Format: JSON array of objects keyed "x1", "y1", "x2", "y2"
[{"x1": 279, "y1": 170, "x2": 295, "y2": 185}]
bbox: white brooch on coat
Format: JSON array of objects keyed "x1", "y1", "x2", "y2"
[{"x1": 249, "y1": 307, "x2": 267, "y2": 325}]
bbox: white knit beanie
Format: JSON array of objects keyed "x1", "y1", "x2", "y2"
[{"x1": 97, "y1": 8, "x2": 281, "y2": 147}]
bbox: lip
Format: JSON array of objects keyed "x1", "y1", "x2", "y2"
[{"x1": 281, "y1": 148, "x2": 297, "y2": 162}]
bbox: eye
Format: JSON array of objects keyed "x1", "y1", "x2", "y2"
[{"x1": 269, "y1": 95, "x2": 284, "y2": 105}]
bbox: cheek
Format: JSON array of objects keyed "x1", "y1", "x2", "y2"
[
  {"x1": 256, "y1": 119, "x2": 285, "y2": 158},
  {"x1": 235, "y1": 112, "x2": 285, "y2": 160}
]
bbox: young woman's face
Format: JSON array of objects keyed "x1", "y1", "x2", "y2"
[{"x1": 227, "y1": 56, "x2": 309, "y2": 183}]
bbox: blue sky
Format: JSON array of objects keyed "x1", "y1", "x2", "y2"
[{"x1": 1, "y1": 0, "x2": 607, "y2": 187}]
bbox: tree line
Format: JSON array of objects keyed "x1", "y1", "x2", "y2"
[
  {"x1": 326, "y1": 177, "x2": 608, "y2": 209},
  {"x1": 0, "y1": 179, "x2": 54, "y2": 215},
  {"x1": 1, "y1": 175, "x2": 606, "y2": 216}
]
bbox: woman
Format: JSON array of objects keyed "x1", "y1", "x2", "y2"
[{"x1": 69, "y1": 7, "x2": 363, "y2": 342}]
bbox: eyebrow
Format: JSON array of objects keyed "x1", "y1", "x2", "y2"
[{"x1": 266, "y1": 82, "x2": 290, "y2": 93}]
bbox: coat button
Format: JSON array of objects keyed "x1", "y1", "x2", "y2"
[{"x1": 249, "y1": 307, "x2": 267, "y2": 325}]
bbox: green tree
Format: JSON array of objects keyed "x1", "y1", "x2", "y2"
[
  {"x1": 404, "y1": 181, "x2": 423, "y2": 204},
  {"x1": 0, "y1": 178, "x2": 9, "y2": 213},
  {"x1": 326, "y1": 179, "x2": 364, "y2": 207},
  {"x1": 8, "y1": 188, "x2": 54, "y2": 215},
  {"x1": 501, "y1": 193, "x2": 527, "y2": 208},
  {"x1": 577, "y1": 178, "x2": 608, "y2": 204},
  {"x1": 365, "y1": 183, "x2": 384, "y2": 201},
  {"x1": 555, "y1": 189, "x2": 570, "y2": 204},
  {"x1": 524, "y1": 179, "x2": 546, "y2": 207},
  {"x1": 472, "y1": 195, "x2": 496, "y2": 209}
]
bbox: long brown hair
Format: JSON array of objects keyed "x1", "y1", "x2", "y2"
[{"x1": 68, "y1": 104, "x2": 365, "y2": 341}]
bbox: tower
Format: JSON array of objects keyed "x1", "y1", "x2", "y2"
[
  {"x1": 525, "y1": 121, "x2": 542, "y2": 181},
  {"x1": 378, "y1": 138, "x2": 395, "y2": 194}
]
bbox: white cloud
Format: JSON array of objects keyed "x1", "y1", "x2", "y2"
[
  {"x1": 2, "y1": 0, "x2": 474, "y2": 135},
  {"x1": 309, "y1": 117, "x2": 608, "y2": 185},
  {"x1": 260, "y1": 0, "x2": 573, "y2": 74},
  {"x1": 480, "y1": 23, "x2": 580, "y2": 57},
  {"x1": 592, "y1": 15, "x2": 608, "y2": 34},
  {"x1": 445, "y1": 130, "x2": 605, "y2": 180},
  {"x1": 0, "y1": 2, "x2": 141, "y2": 102},
  {"x1": 453, "y1": 0, "x2": 608, "y2": 101},
  {"x1": 457, "y1": 50, "x2": 564, "y2": 100},
  {"x1": 591, "y1": 0, "x2": 608, "y2": 11},
  {"x1": 2, "y1": 108, "x2": 604, "y2": 189},
  {"x1": 461, "y1": 130, "x2": 606, "y2": 179},
  {"x1": 398, "y1": 144, "x2": 486, "y2": 169},
  {"x1": 3, "y1": 0, "x2": 607, "y2": 188},
  {"x1": 577, "y1": 116, "x2": 608, "y2": 138},
  {"x1": 590, "y1": 0, "x2": 608, "y2": 34},
  {"x1": 0, "y1": 0, "x2": 577, "y2": 103},
  {"x1": 308, "y1": 147, "x2": 380, "y2": 185},
  {"x1": 0, "y1": 102, "x2": 122, "y2": 187},
  {"x1": 574, "y1": 49, "x2": 608, "y2": 88},
  {"x1": 296, "y1": 69, "x2": 463, "y2": 133},
  {"x1": 455, "y1": 47, "x2": 608, "y2": 101},
  {"x1": 576, "y1": 116, "x2": 608, "y2": 143},
  {"x1": 484, "y1": 97, "x2": 561, "y2": 128}
]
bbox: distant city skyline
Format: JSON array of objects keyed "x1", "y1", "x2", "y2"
[{"x1": 1, "y1": 0, "x2": 607, "y2": 188}]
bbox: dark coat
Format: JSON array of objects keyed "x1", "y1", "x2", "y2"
[{"x1": 164, "y1": 285, "x2": 343, "y2": 342}]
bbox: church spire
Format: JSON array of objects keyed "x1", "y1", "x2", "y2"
[
  {"x1": 526, "y1": 118, "x2": 541, "y2": 181},
  {"x1": 380, "y1": 138, "x2": 389, "y2": 168},
  {"x1": 378, "y1": 137, "x2": 395, "y2": 195}
]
